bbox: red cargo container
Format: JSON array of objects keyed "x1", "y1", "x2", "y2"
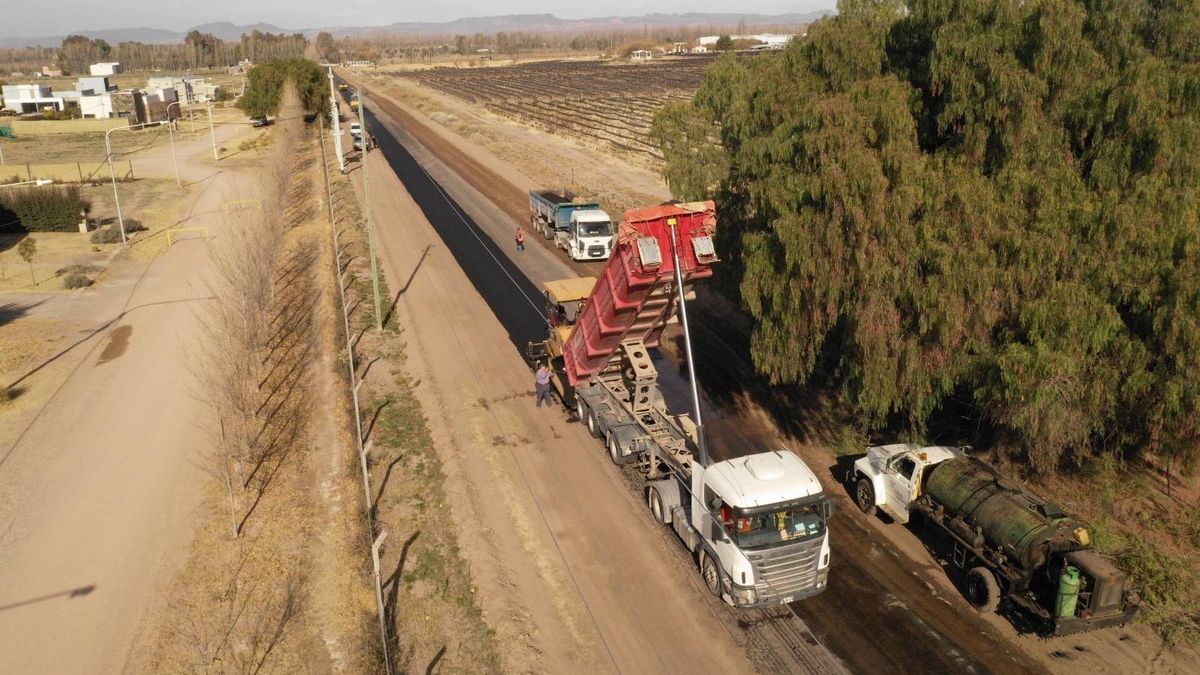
[{"x1": 562, "y1": 201, "x2": 718, "y2": 386}]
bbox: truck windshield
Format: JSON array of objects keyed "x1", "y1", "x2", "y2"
[
  {"x1": 579, "y1": 221, "x2": 611, "y2": 237},
  {"x1": 726, "y1": 503, "x2": 826, "y2": 550}
]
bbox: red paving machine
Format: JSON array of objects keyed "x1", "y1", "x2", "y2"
[{"x1": 528, "y1": 201, "x2": 833, "y2": 607}]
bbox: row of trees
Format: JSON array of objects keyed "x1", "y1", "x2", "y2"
[
  {"x1": 237, "y1": 58, "x2": 328, "y2": 119},
  {"x1": 9, "y1": 31, "x2": 307, "y2": 76},
  {"x1": 652, "y1": 0, "x2": 1200, "y2": 471}
]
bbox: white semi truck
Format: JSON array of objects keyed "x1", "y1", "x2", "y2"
[
  {"x1": 529, "y1": 188, "x2": 614, "y2": 261},
  {"x1": 528, "y1": 201, "x2": 833, "y2": 607}
]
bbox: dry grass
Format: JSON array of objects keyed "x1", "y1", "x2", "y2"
[
  {"x1": 0, "y1": 176, "x2": 188, "y2": 291},
  {"x1": 130, "y1": 87, "x2": 378, "y2": 672},
  {"x1": 322, "y1": 123, "x2": 501, "y2": 672},
  {"x1": 367, "y1": 75, "x2": 666, "y2": 217}
]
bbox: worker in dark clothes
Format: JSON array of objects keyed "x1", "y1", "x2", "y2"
[{"x1": 535, "y1": 362, "x2": 553, "y2": 407}]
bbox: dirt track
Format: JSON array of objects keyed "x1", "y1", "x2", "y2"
[{"x1": 0, "y1": 128, "x2": 255, "y2": 671}]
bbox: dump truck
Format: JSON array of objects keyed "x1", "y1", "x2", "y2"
[
  {"x1": 528, "y1": 201, "x2": 833, "y2": 607},
  {"x1": 850, "y1": 444, "x2": 1140, "y2": 635},
  {"x1": 529, "y1": 188, "x2": 613, "y2": 261}
]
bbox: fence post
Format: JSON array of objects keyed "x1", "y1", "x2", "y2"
[
  {"x1": 26, "y1": 164, "x2": 32, "y2": 181},
  {"x1": 77, "y1": 162, "x2": 83, "y2": 183}
]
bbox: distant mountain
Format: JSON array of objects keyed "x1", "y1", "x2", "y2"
[
  {"x1": 332, "y1": 12, "x2": 832, "y2": 38},
  {"x1": 0, "y1": 12, "x2": 832, "y2": 49}
]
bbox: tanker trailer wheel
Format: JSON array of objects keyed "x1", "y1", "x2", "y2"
[
  {"x1": 965, "y1": 566, "x2": 1001, "y2": 613},
  {"x1": 699, "y1": 549, "x2": 722, "y2": 598},
  {"x1": 647, "y1": 486, "x2": 666, "y2": 526},
  {"x1": 854, "y1": 477, "x2": 877, "y2": 516}
]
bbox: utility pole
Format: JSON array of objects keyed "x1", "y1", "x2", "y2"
[
  {"x1": 359, "y1": 89, "x2": 384, "y2": 332},
  {"x1": 207, "y1": 102, "x2": 218, "y2": 161},
  {"x1": 327, "y1": 67, "x2": 345, "y2": 173}
]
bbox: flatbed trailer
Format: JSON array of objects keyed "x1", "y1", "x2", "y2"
[{"x1": 528, "y1": 201, "x2": 833, "y2": 607}]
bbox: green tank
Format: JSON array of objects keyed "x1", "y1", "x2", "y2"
[{"x1": 924, "y1": 458, "x2": 1089, "y2": 572}]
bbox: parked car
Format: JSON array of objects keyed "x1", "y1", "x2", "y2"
[
  {"x1": 250, "y1": 116, "x2": 270, "y2": 127},
  {"x1": 349, "y1": 122, "x2": 362, "y2": 137}
]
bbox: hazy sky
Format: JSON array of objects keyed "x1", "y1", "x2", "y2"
[{"x1": 5, "y1": 2, "x2": 836, "y2": 37}]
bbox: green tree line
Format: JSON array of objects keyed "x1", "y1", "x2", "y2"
[
  {"x1": 45, "y1": 31, "x2": 306, "y2": 75},
  {"x1": 237, "y1": 58, "x2": 329, "y2": 119},
  {"x1": 652, "y1": 0, "x2": 1200, "y2": 471}
]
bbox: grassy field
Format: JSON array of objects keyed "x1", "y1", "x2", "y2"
[{"x1": 0, "y1": 177, "x2": 185, "y2": 291}]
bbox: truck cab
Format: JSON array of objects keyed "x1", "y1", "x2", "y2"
[
  {"x1": 675, "y1": 452, "x2": 832, "y2": 607},
  {"x1": 564, "y1": 209, "x2": 613, "y2": 261},
  {"x1": 851, "y1": 444, "x2": 964, "y2": 523}
]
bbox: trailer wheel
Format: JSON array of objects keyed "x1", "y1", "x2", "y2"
[
  {"x1": 607, "y1": 434, "x2": 624, "y2": 465},
  {"x1": 965, "y1": 566, "x2": 1001, "y2": 613},
  {"x1": 699, "y1": 549, "x2": 722, "y2": 598},
  {"x1": 574, "y1": 397, "x2": 586, "y2": 423},
  {"x1": 854, "y1": 477, "x2": 877, "y2": 516},
  {"x1": 647, "y1": 486, "x2": 666, "y2": 525},
  {"x1": 586, "y1": 409, "x2": 601, "y2": 438}
]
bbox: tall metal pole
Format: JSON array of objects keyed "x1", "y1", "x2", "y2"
[
  {"x1": 359, "y1": 89, "x2": 384, "y2": 332},
  {"x1": 167, "y1": 122, "x2": 180, "y2": 188},
  {"x1": 328, "y1": 67, "x2": 345, "y2": 173},
  {"x1": 166, "y1": 101, "x2": 182, "y2": 187},
  {"x1": 669, "y1": 219, "x2": 708, "y2": 465},
  {"x1": 207, "y1": 102, "x2": 217, "y2": 161},
  {"x1": 105, "y1": 121, "x2": 168, "y2": 248},
  {"x1": 104, "y1": 130, "x2": 128, "y2": 247}
]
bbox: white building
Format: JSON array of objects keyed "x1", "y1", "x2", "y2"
[
  {"x1": 146, "y1": 76, "x2": 220, "y2": 105},
  {"x1": 0, "y1": 84, "x2": 64, "y2": 113},
  {"x1": 89, "y1": 62, "x2": 122, "y2": 76},
  {"x1": 630, "y1": 49, "x2": 652, "y2": 61},
  {"x1": 697, "y1": 33, "x2": 796, "y2": 48},
  {"x1": 75, "y1": 76, "x2": 113, "y2": 95},
  {"x1": 80, "y1": 93, "x2": 115, "y2": 118}
]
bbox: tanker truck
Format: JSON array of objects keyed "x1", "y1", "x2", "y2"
[
  {"x1": 527, "y1": 201, "x2": 833, "y2": 607},
  {"x1": 849, "y1": 444, "x2": 1140, "y2": 635}
]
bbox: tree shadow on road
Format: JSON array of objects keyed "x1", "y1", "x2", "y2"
[{"x1": 0, "y1": 299, "x2": 45, "y2": 328}]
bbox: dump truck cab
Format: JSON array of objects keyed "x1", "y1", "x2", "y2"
[{"x1": 566, "y1": 208, "x2": 613, "y2": 260}]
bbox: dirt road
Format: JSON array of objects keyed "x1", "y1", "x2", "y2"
[
  {"x1": 344, "y1": 102, "x2": 805, "y2": 671},
  {"x1": 0, "y1": 130, "x2": 255, "y2": 671}
]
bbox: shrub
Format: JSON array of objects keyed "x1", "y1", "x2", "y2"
[
  {"x1": 63, "y1": 273, "x2": 92, "y2": 288},
  {"x1": 89, "y1": 226, "x2": 121, "y2": 244},
  {"x1": 0, "y1": 184, "x2": 92, "y2": 232}
]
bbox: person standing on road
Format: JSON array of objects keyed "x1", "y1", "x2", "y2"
[
  {"x1": 516, "y1": 226, "x2": 526, "y2": 252},
  {"x1": 535, "y1": 362, "x2": 553, "y2": 408}
]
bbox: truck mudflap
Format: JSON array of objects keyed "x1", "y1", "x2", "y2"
[{"x1": 1050, "y1": 604, "x2": 1140, "y2": 636}]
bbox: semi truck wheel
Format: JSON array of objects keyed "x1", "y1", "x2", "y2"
[
  {"x1": 647, "y1": 486, "x2": 666, "y2": 525},
  {"x1": 575, "y1": 397, "x2": 586, "y2": 423},
  {"x1": 587, "y1": 409, "x2": 601, "y2": 438},
  {"x1": 607, "y1": 434, "x2": 623, "y2": 464},
  {"x1": 854, "y1": 477, "x2": 877, "y2": 516},
  {"x1": 699, "y1": 550, "x2": 722, "y2": 598},
  {"x1": 965, "y1": 566, "x2": 1001, "y2": 613}
]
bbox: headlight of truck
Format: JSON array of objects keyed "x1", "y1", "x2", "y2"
[
  {"x1": 578, "y1": 240, "x2": 585, "y2": 251},
  {"x1": 731, "y1": 584, "x2": 757, "y2": 606}
]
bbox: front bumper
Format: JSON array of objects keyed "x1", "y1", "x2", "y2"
[{"x1": 729, "y1": 566, "x2": 830, "y2": 608}]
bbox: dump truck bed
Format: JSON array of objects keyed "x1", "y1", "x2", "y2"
[{"x1": 562, "y1": 201, "x2": 717, "y2": 386}]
